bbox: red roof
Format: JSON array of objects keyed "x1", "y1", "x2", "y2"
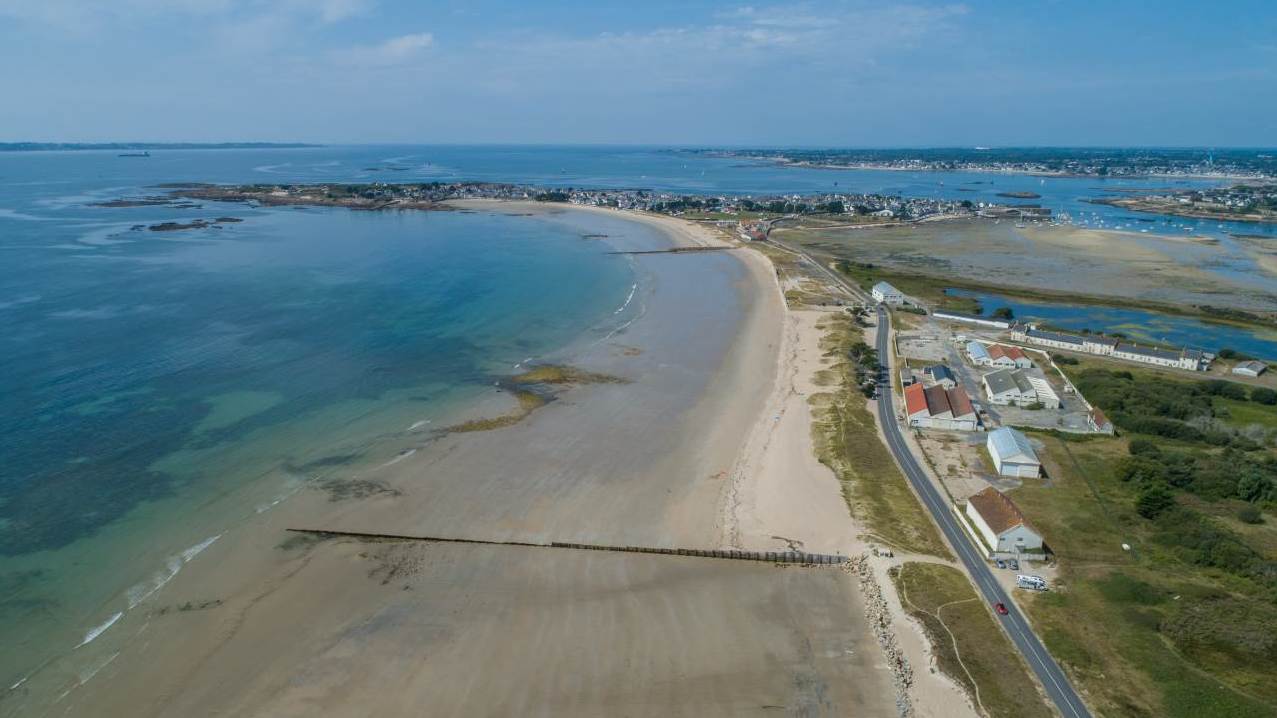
[
  {"x1": 988, "y1": 344, "x2": 1028, "y2": 362},
  {"x1": 967, "y1": 487, "x2": 1031, "y2": 534},
  {"x1": 924, "y1": 385, "x2": 952, "y2": 417},
  {"x1": 904, "y1": 382, "x2": 928, "y2": 416},
  {"x1": 947, "y1": 386, "x2": 975, "y2": 418}
]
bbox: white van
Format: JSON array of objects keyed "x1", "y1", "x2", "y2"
[{"x1": 1016, "y1": 574, "x2": 1047, "y2": 591}]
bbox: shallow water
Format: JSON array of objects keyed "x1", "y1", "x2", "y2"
[
  {"x1": 950, "y1": 288, "x2": 1277, "y2": 359},
  {"x1": 0, "y1": 157, "x2": 649, "y2": 693}
]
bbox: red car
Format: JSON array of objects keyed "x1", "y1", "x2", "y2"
[{"x1": 994, "y1": 602, "x2": 1009, "y2": 616}]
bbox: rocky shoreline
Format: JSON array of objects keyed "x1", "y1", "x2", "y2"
[{"x1": 848, "y1": 555, "x2": 914, "y2": 718}]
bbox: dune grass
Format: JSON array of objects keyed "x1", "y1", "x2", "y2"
[
  {"x1": 809, "y1": 313, "x2": 949, "y2": 557},
  {"x1": 890, "y1": 562, "x2": 1052, "y2": 718}
]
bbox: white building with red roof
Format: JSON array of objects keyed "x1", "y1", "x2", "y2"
[
  {"x1": 964, "y1": 486, "x2": 1044, "y2": 558},
  {"x1": 904, "y1": 382, "x2": 979, "y2": 431}
]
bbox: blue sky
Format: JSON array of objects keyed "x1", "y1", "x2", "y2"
[{"x1": 1, "y1": 0, "x2": 1274, "y2": 146}]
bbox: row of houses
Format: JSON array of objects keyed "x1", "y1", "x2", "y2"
[
  {"x1": 966, "y1": 341, "x2": 1033, "y2": 369},
  {"x1": 1011, "y1": 324, "x2": 1211, "y2": 371}
]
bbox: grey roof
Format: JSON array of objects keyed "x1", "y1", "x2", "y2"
[
  {"x1": 1235, "y1": 360, "x2": 1267, "y2": 374},
  {"x1": 872, "y1": 281, "x2": 900, "y2": 295},
  {"x1": 1115, "y1": 343, "x2": 1182, "y2": 361},
  {"x1": 987, "y1": 427, "x2": 1039, "y2": 464},
  {"x1": 1025, "y1": 328, "x2": 1084, "y2": 346},
  {"x1": 984, "y1": 368, "x2": 1033, "y2": 396}
]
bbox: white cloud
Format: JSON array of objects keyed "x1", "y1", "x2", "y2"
[
  {"x1": 0, "y1": 0, "x2": 369, "y2": 32},
  {"x1": 335, "y1": 32, "x2": 435, "y2": 67}
]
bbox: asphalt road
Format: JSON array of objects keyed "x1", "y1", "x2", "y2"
[{"x1": 873, "y1": 304, "x2": 1092, "y2": 718}]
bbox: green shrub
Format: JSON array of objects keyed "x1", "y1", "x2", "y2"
[
  {"x1": 1136, "y1": 484, "x2": 1176, "y2": 519},
  {"x1": 1237, "y1": 505, "x2": 1264, "y2": 524},
  {"x1": 1251, "y1": 387, "x2": 1277, "y2": 405}
]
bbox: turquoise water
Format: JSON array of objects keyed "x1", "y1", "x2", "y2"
[
  {"x1": 949, "y1": 289, "x2": 1277, "y2": 359},
  {"x1": 0, "y1": 152, "x2": 651, "y2": 693}
]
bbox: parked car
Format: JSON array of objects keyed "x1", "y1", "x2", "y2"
[
  {"x1": 1009, "y1": 559, "x2": 1019, "y2": 571},
  {"x1": 995, "y1": 559, "x2": 1006, "y2": 569},
  {"x1": 994, "y1": 602, "x2": 1009, "y2": 616}
]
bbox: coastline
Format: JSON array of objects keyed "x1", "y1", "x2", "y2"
[{"x1": 6, "y1": 201, "x2": 907, "y2": 717}]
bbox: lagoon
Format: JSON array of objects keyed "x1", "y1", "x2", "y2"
[{"x1": 949, "y1": 288, "x2": 1277, "y2": 359}]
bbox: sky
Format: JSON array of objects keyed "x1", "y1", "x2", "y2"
[{"x1": 1, "y1": 0, "x2": 1274, "y2": 146}]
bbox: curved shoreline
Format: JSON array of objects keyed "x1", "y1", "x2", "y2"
[{"x1": 8, "y1": 201, "x2": 907, "y2": 717}]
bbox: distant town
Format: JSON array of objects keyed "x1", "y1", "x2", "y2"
[
  {"x1": 171, "y1": 181, "x2": 1036, "y2": 224},
  {"x1": 688, "y1": 147, "x2": 1277, "y2": 180},
  {"x1": 1089, "y1": 183, "x2": 1277, "y2": 223}
]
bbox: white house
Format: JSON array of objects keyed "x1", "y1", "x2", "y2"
[
  {"x1": 872, "y1": 281, "x2": 904, "y2": 305},
  {"x1": 1232, "y1": 360, "x2": 1267, "y2": 378},
  {"x1": 982, "y1": 368, "x2": 1037, "y2": 407},
  {"x1": 966, "y1": 341, "x2": 992, "y2": 366},
  {"x1": 965, "y1": 487, "x2": 1044, "y2": 558},
  {"x1": 986, "y1": 427, "x2": 1041, "y2": 477},
  {"x1": 924, "y1": 364, "x2": 958, "y2": 390},
  {"x1": 987, "y1": 344, "x2": 1033, "y2": 369}
]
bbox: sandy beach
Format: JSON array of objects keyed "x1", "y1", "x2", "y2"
[{"x1": 7, "y1": 203, "x2": 912, "y2": 717}]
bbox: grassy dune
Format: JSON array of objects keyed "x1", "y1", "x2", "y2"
[
  {"x1": 809, "y1": 313, "x2": 949, "y2": 557},
  {"x1": 890, "y1": 562, "x2": 1052, "y2": 718}
]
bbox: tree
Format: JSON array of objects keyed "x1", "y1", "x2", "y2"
[
  {"x1": 1252, "y1": 387, "x2": 1277, "y2": 405},
  {"x1": 825, "y1": 200, "x2": 845, "y2": 214},
  {"x1": 1136, "y1": 484, "x2": 1176, "y2": 519},
  {"x1": 990, "y1": 307, "x2": 1015, "y2": 320}
]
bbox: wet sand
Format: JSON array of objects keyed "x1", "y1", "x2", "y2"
[
  {"x1": 9, "y1": 204, "x2": 899, "y2": 717},
  {"x1": 790, "y1": 219, "x2": 1277, "y2": 311}
]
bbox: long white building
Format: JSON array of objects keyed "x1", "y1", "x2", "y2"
[
  {"x1": 1011, "y1": 323, "x2": 1209, "y2": 371},
  {"x1": 872, "y1": 281, "x2": 904, "y2": 305}
]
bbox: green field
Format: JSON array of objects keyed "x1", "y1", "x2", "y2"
[
  {"x1": 1010, "y1": 433, "x2": 1277, "y2": 718},
  {"x1": 890, "y1": 562, "x2": 1052, "y2": 718}
]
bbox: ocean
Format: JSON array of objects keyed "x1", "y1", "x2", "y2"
[{"x1": 0, "y1": 145, "x2": 1266, "y2": 696}]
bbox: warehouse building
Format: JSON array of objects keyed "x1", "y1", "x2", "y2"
[
  {"x1": 964, "y1": 486, "x2": 1045, "y2": 558},
  {"x1": 982, "y1": 368, "x2": 1038, "y2": 406},
  {"x1": 932, "y1": 310, "x2": 1012, "y2": 329},
  {"x1": 1233, "y1": 360, "x2": 1268, "y2": 378},
  {"x1": 986, "y1": 427, "x2": 1041, "y2": 477},
  {"x1": 904, "y1": 383, "x2": 979, "y2": 431},
  {"x1": 872, "y1": 281, "x2": 904, "y2": 305}
]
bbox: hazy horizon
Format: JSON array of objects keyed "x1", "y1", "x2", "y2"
[{"x1": 3, "y1": 0, "x2": 1273, "y2": 147}]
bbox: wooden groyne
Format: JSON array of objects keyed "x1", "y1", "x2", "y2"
[{"x1": 285, "y1": 528, "x2": 847, "y2": 565}]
